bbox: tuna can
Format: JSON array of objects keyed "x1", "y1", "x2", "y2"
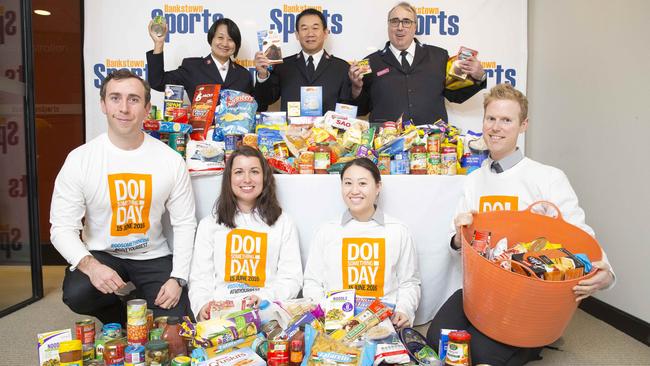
[{"x1": 102, "y1": 323, "x2": 122, "y2": 340}]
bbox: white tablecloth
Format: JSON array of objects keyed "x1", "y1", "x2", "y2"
[{"x1": 169, "y1": 174, "x2": 465, "y2": 325}]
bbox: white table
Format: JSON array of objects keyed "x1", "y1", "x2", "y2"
[{"x1": 170, "y1": 174, "x2": 465, "y2": 325}]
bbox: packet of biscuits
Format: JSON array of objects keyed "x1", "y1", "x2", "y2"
[
  {"x1": 448, "y1": 46, "x2": 478, "y2": 80},
  {"x1": 190, "y1": 84, "x2": 221, "y2": 140},
  {"x1": 357, "y1": 58, "x2": 372, "y2": 76}
]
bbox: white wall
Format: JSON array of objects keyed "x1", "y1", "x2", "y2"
[{"x1": 527, "y1": 0, "x2": 650, "y2": 322}]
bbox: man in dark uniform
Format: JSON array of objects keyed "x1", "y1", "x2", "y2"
[
  {"x1": 349, "y1": 2, "x2": 487, "y2": 125},
  {"x1": 254, "y1": 8, "x2": 351, "y2": 113}
]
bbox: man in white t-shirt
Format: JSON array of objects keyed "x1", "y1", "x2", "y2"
[
  {"x1": 50, "y1": 70, "x2": 197, "y2": 325},
  {"x1": 427, "y1": 83, "x2": 615, "y2": 365}
]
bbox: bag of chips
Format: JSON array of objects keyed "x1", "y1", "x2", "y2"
[{"x1": 215, "y1": 89, "x2": 257, "y2": 135}]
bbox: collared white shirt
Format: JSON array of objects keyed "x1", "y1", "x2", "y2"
[
  {"x1": 389, "y1": 41, "x2": 416, "y2": 66},
  {"x1": 302, "y1": 49, "x2": 325, "y2": 70},
  {"x1": 210, "y1": 54, "x2": 229, "y2": 82},
  {"x1": 486, "y1": 148, "x2": 524, "y2": 173}
]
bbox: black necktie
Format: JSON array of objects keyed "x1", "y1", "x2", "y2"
[
  {"x1": 400, "y1": 50, "x2": 410, "y2": 73},
  {"x1": 306, "y1": 55, "x2": 315, "y2": 80},
  {"x1": 491, "y1": 161, "x2": 504, "y2": 173}
]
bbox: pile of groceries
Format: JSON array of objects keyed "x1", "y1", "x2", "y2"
[
  {"x1": 470, "y1": 231, "x2": 594, "y2": 281},
  {"x1": 36, "y1": 290, "x2": 479, "y2": 366},
  {"x1": 142, "y1": 84, "x2": 489, "y2": 177}
]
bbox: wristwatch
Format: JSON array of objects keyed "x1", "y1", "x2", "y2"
[{"x1": 171, "y1": 277, "x2": 187, "y2": 287}]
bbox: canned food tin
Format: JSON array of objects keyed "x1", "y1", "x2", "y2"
[
  {"x1": 127, "y1": 299, "x2": 147, "y2": 326},
  {"x1": 125, "y1": 344, "x2": 146, "y2": 364},
  {"x1": 168, "y1": 132, "x2": 186, "y2": 157},
  {"x1": 82, "y1": 343, "x2": 95, "y2": 361},
  {"x1": 75, "y1": 319, "x2": 96, "y2": 346},
  {"x1": 224, "y1": 134, "x2": 243, "y2": 152},
  {"x1": 171, "y1": 355, "x2": 192, "y2": 365},
  {"x1": 427, "y1": 133, "x2": 441, "y2": 153},
  {"x1": 149, "y1": 328, "x2": 164, "y2": 341},
  {"x1": 102, "y1": 323, "x2": 122, "y2": 340}
]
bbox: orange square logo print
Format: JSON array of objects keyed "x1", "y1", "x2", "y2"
[
  {"x1": 479, "y1": 195, "x2": 519, "y2": 212},
  {"x1": 342, "y1": 238, "x2": 386, "y2": 297},
  {"x1": 225, "y1": 229, "x2": 268, "y2": 288},
  {"x1": 108, "y1": 173, "x2": 152, "y2": 236}
]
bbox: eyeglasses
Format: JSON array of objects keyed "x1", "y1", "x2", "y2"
[{"x1": 388, "y1": 18, "x2": 415, "y2": 28}]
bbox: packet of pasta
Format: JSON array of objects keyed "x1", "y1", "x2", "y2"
[
  {"x1": 325, "y1": 290, "x2": 355, "y2": 332},
  {"x1": 302, "y1": 324, "x2": 376, "y2": 366},
  {"x1": 330, "y1": 299, "x2": 392, "y2": 343}
]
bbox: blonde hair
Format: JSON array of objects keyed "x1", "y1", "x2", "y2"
[
  {"x1": 483, "y1": 83, "x2": 528, "y2": 122},
  {"x1": 388, "y1": 2, "x2": 417, "y2": 20}
]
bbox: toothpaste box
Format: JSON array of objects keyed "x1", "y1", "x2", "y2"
[{"x1": 38, "y1": 329, "x2": 72, "y2": 366}]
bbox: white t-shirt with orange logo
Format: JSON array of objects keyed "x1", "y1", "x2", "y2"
[
  {"x1": 303, "y1": 212, "x2": 421, "y2": 324},
  {"x1": 188, "y1": 211, "x2": 303, "y2": 317},
  {"x1": 50, "y1": 133, "x2": 197, "y2": 281}
]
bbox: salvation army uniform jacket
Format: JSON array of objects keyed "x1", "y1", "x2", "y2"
[
  {"x1": 188, "y1": 211, "x2": 303, "y2": 317},
  {"x1": 354, "y1": 40, "x2": 487, "y2": 125},
  {"x1": 50, "y1": 133, "x2": 197, "y2": 281},
  {"x1": 254, "y1": 50, "x2": 353, "y2": 113},
  {"x1": 303, "y1": 209, "x2": 421, "y2": 324},
  {"x1": 146, "y1": 51, "x2": 258, "y2": 104}
]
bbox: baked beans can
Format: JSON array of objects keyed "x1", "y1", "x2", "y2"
[
  {"x1": 127, "y1": 324, "x2": 148, "y2": 346},
  {"x1": 224, "y1": 134, "x2": 243, "y2": 152},
  {"x1": 75, "y1": 319, "x2": 96, "y2": 346},
  {"x1": 125, "y1": 344, "x2": 146, "y2": 364}
]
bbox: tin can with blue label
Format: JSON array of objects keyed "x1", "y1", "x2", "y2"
[
  {"x1": 224, "y1": 134, "x2": 243, "y2": 153},
  {"x1": 125, "y1": 344, "x2": 145, "y2": 364}
]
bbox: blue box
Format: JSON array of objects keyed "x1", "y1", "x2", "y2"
[{"x1": 300, "y1": 86, "x2": 323, "y2": 116}]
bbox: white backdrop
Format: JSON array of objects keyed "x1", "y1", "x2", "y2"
[{"x1": 83, "y1": 0, "x2": 527, "y2": 140}]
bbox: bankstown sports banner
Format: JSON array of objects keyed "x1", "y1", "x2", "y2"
[{"x1": 84, "y1": 0, "x2": 527, "y2": 139}]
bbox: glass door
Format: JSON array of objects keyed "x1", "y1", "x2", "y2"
[{"x1": 0, "y1": 0, "x2": 43, "y2": 317}]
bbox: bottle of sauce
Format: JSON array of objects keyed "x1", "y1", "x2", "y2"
[
  {"x1": 409, "y1": 144, "x2": 427, "y2": 175},
  {"x1": 444, "y1": 330, "x2": 471, "y2": 366},
  {"x1": 289, "y1": 338, "x2": 304, "y2": 366},
  {"x1": 314, "y1": 143, "x2": 331, "y2": 174},
  {"x1": 162, "y1": 316, "x2": 187, "y2": 358}
]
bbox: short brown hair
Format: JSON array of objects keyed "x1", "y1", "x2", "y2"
[
  {"x1": 483, "y1": 83, "x2": 528, "y2": 122},
  {"x1": 214, "y1": 146, "x2": 282, "y2": 229},
  {"x1": 99, "y1": 69, "x2": 151, "y2": 105},
  {"x1": 388, "y1": 2, "x2": 417, "y2": 20}
]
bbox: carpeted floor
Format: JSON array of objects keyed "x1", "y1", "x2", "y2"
[{"x1": 1, "y1": 266, "x2": 648, "y2": 365}]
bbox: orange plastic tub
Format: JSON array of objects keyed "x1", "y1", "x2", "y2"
[{"x1": 461, "y1": 202, "x2": 603, "y2": 348}]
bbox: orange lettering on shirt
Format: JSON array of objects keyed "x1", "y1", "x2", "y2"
[
  {"x1": 342, "y1": 238, "x2": 385, "y2": 297},
  {"x1": 479, "y1": 195, "x2": 519, "y2": 212},
  {"x1": 225, "y1": 229, "x2": 268, "y2": 288},
  {"x1": 108, "y1": 173, "x2": 152, "y2": 236}
]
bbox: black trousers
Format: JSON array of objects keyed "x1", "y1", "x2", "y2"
[
  {"x1": 426, "y1": 289, "x2": 543, "y2": 366},
  {"x1": 62, "y1": 251, "x2": 192, "y2": 326}
]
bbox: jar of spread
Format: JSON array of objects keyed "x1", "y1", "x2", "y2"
[
  {"x1": 59, "y1": 340, "x2": 83, "y2": 366},
  {"x1": 444, "y1": 330, "x2": 471, "y2": 366},
  {"x1": 103, "y1": 338, "x2": 126, "y2": 366},
  {"x1": 313, "y1": 143, "x2": 331, "y2": 174}
]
